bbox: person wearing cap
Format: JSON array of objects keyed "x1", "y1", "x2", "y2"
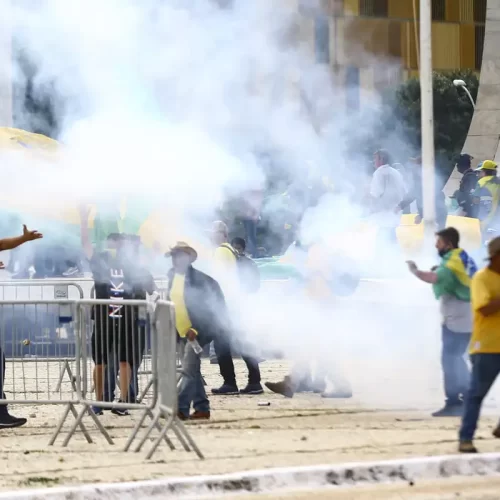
[
  {"x1": 166, "y1": 242, "x2": 228, "y2": 420},
  {"x1": 407, "y1": 227, "x2": 476, "y2": 417},
  {"x1": 208, "y1": 220, "x2": 263, "y2": 396},
  {"x1": 458, "y1": 236, "x2": 500, "y2": 453},
  {"x1": 454, "y1": 153, "x2": 477, "y2": 218},
  {"x1": 472, "y1": 160, "x2": 500, "y2": 241}
]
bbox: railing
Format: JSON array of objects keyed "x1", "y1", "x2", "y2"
[{"x1": 0, "y1": 298, "x2": 201, "y2": 460}]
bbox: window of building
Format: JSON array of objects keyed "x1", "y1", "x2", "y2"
[
  {"x1": 475, "y1": 25, "x2": 485, "y2": 70},
  {"x1": 345, "y1": 66, "x2": 360, "y2": 110},
  {"x1": 360, "y1": 0, "x2": 388, "y2": 17},
  {"x1": 474, "y1": 0, "x2": 487, "y2": 23},
  {"x1": 314, "y1": 15, "x2": 330, "y2": 64},
  {"x1": 431, "y1": 0, "x2": 445, "y2": 21}
]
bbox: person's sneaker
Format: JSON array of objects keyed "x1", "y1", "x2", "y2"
[
  {"x1": 492, "y1": 425, "x2": 500, "y2": 439},
  {"x1": 177, "y1": 412, "x2": 189, "y2": 421},
  {"x1": 265, "y1": 377, "x2": 294, "y2": 398},
  {"x1": 210, "y1": 356, "x2": 219, "y2": 365},
  {"x1": 240, "y1": 383, "x2": 264, "y2": 395},
  {"x1": 111, "y1": 402, "x2": 130, "y2": 416},
  {"x1": 0, "y1": 414, "x2": 27, "y2": 429},
  {"x1": 432, "y1": 403, "x2": 463, "y2": 417},
  {"x1": 321, "y1": 390, "x2": 353, "y2": 399},
  {"x1": 211, "y1": 384, "x2": 239, "y2": 395},
  {"x1": 62, "y1": 266, "x2": 82, "y2": 278},
  {"x1": 90, "y1": 406, "x2": 104, "y2": 416},
  {"x1": 191, "y1": 410, "x2": 210, "y2": 420},
  {"x1": 458, "y1": 440, "x2": 478, "y2": 453}
]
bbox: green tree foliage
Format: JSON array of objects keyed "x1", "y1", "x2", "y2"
[{"x1": 382, "y1": 69, "x2": 479, "y2": 181}]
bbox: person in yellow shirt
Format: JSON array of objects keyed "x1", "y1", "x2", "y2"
[
  {"x1": 459, "y1": 237, "x2": 500, "y2": 453},
  {"x1": 166, "y1": 242, "x2": 229, "y2": 420}
]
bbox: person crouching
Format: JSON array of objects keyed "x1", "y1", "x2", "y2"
[{"x1": 166, "y1": 242, "x2": 229, "y2": 420}]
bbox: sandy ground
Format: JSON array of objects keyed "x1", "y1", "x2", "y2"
[
  {"x1": 1, "y1": 358, "x2": 500, "y2": 494},
  {"x1": 1, "y1": 278, "x2": 500, "y2": 498}
]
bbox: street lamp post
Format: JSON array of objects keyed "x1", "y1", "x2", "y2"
[
  {"x1": 0, "y1": 0, "x2": 13, "y2": 127},
  {"x1": 453, "y1": 79, "x2": 476, "y2": 109},
  {"x1": 420, "y1": 0, "x2": 436, "y2": 232}
]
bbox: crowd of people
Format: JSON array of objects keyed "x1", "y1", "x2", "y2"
[{"x1": 2, "y1": 150, "x2": 500, "y2": 458}]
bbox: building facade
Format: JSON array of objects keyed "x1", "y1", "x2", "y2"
[{"x1": 293, "y1": 0, "x2": 486, "y2": 108}]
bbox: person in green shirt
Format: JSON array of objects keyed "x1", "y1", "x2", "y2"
[{"x1": 407, "y1": 227, "x2": 477, "y2": 417}]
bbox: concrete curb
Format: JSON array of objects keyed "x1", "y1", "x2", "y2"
[{"x1": 2, "y1": 453, "x2": 500, "y2": 499}]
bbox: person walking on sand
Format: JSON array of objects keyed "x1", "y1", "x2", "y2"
[
  {"x1": 458, "y1": 237, "x2": 500, "y2": 453},
  {"x1": 166, "y1": 242, "x2": 228, "y2": 420},
  {"x1": 407, "y1": 227, "x2": 476, "y2": 417}
]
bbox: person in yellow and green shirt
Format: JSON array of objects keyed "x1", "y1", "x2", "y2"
[
  {"x1": 208, "y1": 221, "x2": 263, "y2": 396},
  {"x1": 472, "y1": 160, "x2": 500, "y2": 243},
  {"x1": 166, "y1": 242, "x2": 229, "y2": 421},
  {"x1": 407, "y1": 227, "x2": 476, "y2": 417},
  {"x1": 459, "y1": 236, "x2": 500, "y2": 453}
]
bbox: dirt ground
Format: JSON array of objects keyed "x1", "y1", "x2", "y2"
[{"x1": 1, "y1": 358, "x2": 500, "y2": 494}]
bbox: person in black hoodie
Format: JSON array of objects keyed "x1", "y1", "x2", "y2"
[
  {"x1": 454, "y1": 153, "x2": 478, "y2": 218},
  {"x1": 166, "y1": 242, "x2": 229, "y2": 420}
]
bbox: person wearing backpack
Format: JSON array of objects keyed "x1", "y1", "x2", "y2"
[{"x1": 209, "y1": 221, "x2": 263, "y2": 395}]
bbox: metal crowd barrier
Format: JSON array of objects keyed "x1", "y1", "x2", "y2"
[
  {"x1": 0, "y1": 281, "x2": 86, "y2": 397},
  {"x1": 0, "y1": 298, "x2": 201, "y2": 460},
  {"x1": 124, "y1": 300, "x2": 203, "y2": 460}
]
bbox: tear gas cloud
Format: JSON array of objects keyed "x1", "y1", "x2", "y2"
[{"x1": 4, "y1": 0, "x2": 456, "y2": 409}]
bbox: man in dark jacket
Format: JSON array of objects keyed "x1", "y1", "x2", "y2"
[
  {"x1": 166, "y1": 242, "x2": 229, "y2": 420},
  {"x1": 455, "y1": 154, "x2": 478, "y2": 218}
]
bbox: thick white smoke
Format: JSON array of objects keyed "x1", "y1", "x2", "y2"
[{"x1": 3, "y1": 0, "x2": 455, "y2": 409}]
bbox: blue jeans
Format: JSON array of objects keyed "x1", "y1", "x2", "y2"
[
  {"x1": 459, "y1": 353, "x2": 500, "y2": 441},
  {"x1": 103, "y1": 356, "x2": 139, "y2": 403},
  {"x1": 178, "y1": 341, "x2": 209, "y2": 417},
  {"x1": 441, "y1": 326, "x2": 470, "y2": 404}
]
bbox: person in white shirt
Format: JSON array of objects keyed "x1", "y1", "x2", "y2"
[{"x1": 370, "y1": 149, "x2": 407, "y2": 248}]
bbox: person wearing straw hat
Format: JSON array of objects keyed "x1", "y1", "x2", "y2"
[
  {"x1": 459, "y1": 236, "x2": 500, "y2": 453},
  {"x1": 166, "y1": 241, "x2": 229, "y2": 420},
  {"x1": 0, "y1": 225, "x2": 43, "y2": 429}
]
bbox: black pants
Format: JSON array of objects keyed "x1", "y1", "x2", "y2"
[
  {"x1": 214, "y1": 336, "x2": 261, "y2": 386},
  {"x1": 0, "y1": 348, "x2": 7, "y2": 416}
]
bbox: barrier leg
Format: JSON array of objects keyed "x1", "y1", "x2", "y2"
[
  {"x1": 173, "y1": 418, "x2": 204, "y2": 459},
  {"x1": 62, "y1": 405, "x2": 92, "y2": 447},
  {"x1": 134, "y1": 411, "x2": 161, "y2": 453},
  {"x1": 125, "y1": 409, "x2": 175, "y2": 452},
  {"x1": 69, "y1": 404, "x2": 93, "y2": 444},
  {"x1": 170, "y1": 419, "x2": 191, "y2": 452},
  {"x1": 137, "y1": 378, "x2": 153, "y2": 404},
  {"x1": 48, "y1": 403, "x2": 72, "y2": 446},
  {"x1": 54, "y1": 360, "x2": 77, "y2": 393},
  {"x1": 86, "y1": 406, "x2": 114, "y2": 445}
]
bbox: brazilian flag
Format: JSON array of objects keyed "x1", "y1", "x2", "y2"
[{"x1": 433, "y1": 249, "x2": 477, "y2": 301}]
